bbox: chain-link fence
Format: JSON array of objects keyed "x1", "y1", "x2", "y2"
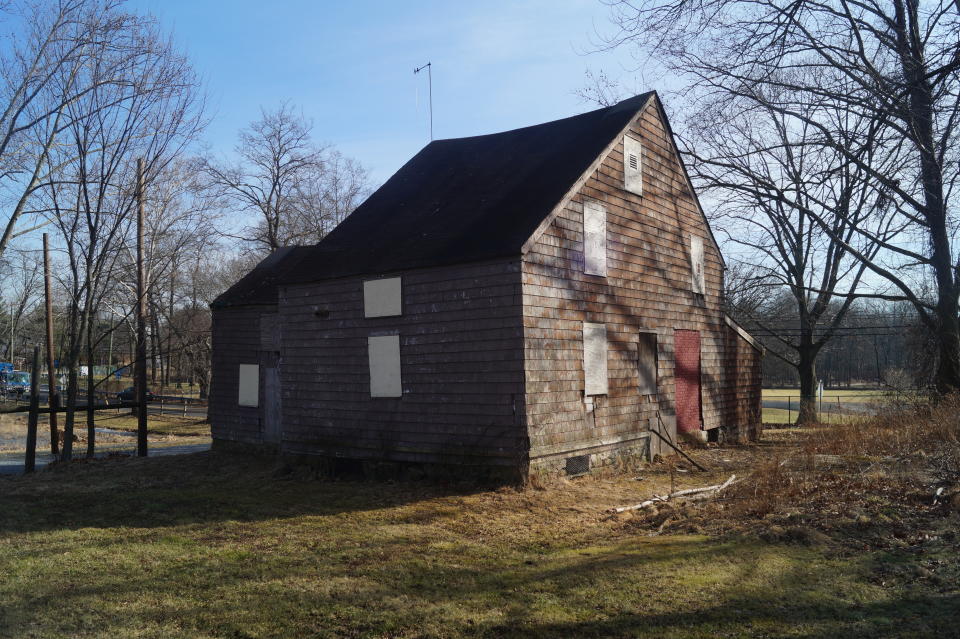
[{"x1": 762, "y1": 393, "x2": 879, "y2": 423}]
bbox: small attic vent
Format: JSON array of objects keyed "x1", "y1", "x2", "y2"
[
  {"x1": 623, "y1": 135, "x2": 643, "y2": 195},
  {"x1": 565, "y1": 454, "x2": 591, "y2": 477}
]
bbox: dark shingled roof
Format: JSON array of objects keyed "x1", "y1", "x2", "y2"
[
  {"x1": 212, "y1": 93, "x2": 657, "y2": 307},
  {"x1": 211, "y1": 246, "x2": 312, "y2": 308},
  {"x1": 286, "y1": 92, "x2": 655, "y2": 284}
]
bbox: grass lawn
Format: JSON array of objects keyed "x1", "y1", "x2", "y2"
[
  {"x1": 762, "y1": 407, "x2": 853, "y2": 424},
  {"x1": 762, "y1": 388, "x2": 889, "y2": 400},
  {"x1": 761, "y1": 388, "x2": 895, "y2": 424},
  {"x1": 0, "y1": 411, "x2": 209, "y2": 455},
  {"x1": 0, "y1": 441, "x2": 957, "y2": 638},
  {"x1": 93, "y1": 412, "x2": 210, "y2": 437}
]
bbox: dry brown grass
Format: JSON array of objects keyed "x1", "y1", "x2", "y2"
[
  {"x1": 625, "y1": 397, "x2": 960, "y2": 571},
  {"x1": 1, "y1": 411, "x2": 958, "y2": 637}
]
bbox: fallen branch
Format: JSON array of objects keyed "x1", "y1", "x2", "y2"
[
  {"x1": 612, "y1": 474, "x2": 737, "y2": 513},
  {"x1": 649, "y1": 427, "x2": 708, "y2": 472}
]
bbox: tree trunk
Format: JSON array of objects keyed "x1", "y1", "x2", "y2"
[
  {"x1": 200, "y1": 365, "x2": 210, "y2": 401},
  {"x1": 62, "y1": 364, "x2": 77, "y2": 462},
  {"x1": 165, "y1": 271, "x2": 175, "y2": 387},
  {"x1": 933, "y1": 306, "x2": 960, "y2": 394},
  {"x1": 895, "y1": 0, "x2": 960, "y2": 394},
  {"x1": 85, "y1": 317, "x2": 96, "y2": 458},
  {"x1": 796, "y1": 338, "x2": 819, "y2": 425}
]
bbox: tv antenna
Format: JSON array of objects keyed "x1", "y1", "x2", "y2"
[{"x1": 414, "y1": 62, "x2": 433, "y2": 141}]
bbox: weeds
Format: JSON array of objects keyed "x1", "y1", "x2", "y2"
[{"x1": 637, "y1": 397, "x2": 960, "y2": 558}]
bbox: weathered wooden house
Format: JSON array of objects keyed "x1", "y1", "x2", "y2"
[{"x1": 210, "y1": 92, "x2": 762, "y2": 480}]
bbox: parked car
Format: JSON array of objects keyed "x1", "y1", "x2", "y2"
[
  {"x1": 116, "y1": 387, "x2": 155, "y2": 402},
  {"x1": 1, "y1": 370, "x2": 30, "y2": 396},
  {"x1": 21, "y1": 384, "x2": 64, "y2": 401}
]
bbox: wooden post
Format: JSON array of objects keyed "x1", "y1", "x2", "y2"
[
  {"x1": 24, "y1": 345, "x2": 40, "y2": 473},
  {"x1": 42, "y1": 233, "x2": 59, "y2": 455},
  {"x1": 136, "y1": 158, "x2": 148, "y2": 457},
  {"x1": 788, "y1": 396, "x2": 792, "y2": 424}
]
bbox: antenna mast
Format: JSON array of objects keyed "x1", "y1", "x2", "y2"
[{"x1": 414, "y1": 62, "x2": 433, "y2": 141}]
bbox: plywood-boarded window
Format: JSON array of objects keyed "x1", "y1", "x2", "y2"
[
  {"x1": 363, "y1": 277, "x2": 402, "y2": 317},
  {"x1": 368, "y1": 334, "x2": 402, "y2": 397},
  {"x1": 583, "y1": 322, "x2": 608, "y2": 396},
  {"x1": 624, "y1": 135, "x2": 643, "y2": 196},
  {"x1": 238, "y1": 364, "x2": 259, "y2": 407},
  {"x1": 583, "y1": 200, "x2": 607, "y2": 277},
  {"x1": 638, "y1": 332, "x2": 658, "y2": 396},
  {"x1": 690, "y1": 235, "x2": 705, "y2": 294}
]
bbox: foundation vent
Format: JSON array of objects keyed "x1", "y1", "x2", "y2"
[{"x1": 565, "y1": 454, "x2": 591, "y2": 477}]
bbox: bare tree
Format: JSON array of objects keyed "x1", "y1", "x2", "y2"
[
  {"x1": 203, "y1": 103, "x2": 369, "y2": 253},
  {"x1": 689, "y1": 86, "x2": 900, "y2": 422},
  {"x1": 136, "y1": 158, "x2": 219, "y2": 389},
  {"x1": 41, "y1": 4, "x2": 204, "y2": 461},
  {"x1": 0, "y1": 248, "x2": 42, "y2": 363},
  {"x1": 164, "y1": 250, "x2": 248, "y2": 399},
  {"x1": 0, "y1": 0, "x2": 135, "y2": 258},
  {"x1": 601, "y1": 0, "x2": 960, "y2": 394}
]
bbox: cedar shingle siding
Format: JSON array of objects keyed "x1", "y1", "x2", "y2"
[
  {"x1": 278, "y1": 260, "x2": 526, "y2": 470},
  {"x1": 209, "y1": 92, "x2": 762, "y2": 479}
]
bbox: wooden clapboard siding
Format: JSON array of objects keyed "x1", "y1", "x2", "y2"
[
  {"x1": 722, "y1": 322, "x2": 763, "y2": 441},
  {"x1": 522, "y1": 97, "x2": 729, "y2": 461},
  {"x1": 277, "y1": 259, "x2": 527, "y2": 467},
  {"x1": 209, "y1": 306, "x2": 265, "y2": 444}
]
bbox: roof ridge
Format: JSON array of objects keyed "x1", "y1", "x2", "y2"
[{"x1": 425, "y1": 91, "x2": 656, "y2": 145}]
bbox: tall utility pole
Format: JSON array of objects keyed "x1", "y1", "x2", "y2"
[
  {"x1": 43, "y1": 233, "x2": 59, "y2": 456},
  {"x1": 136, "y1": 158, "x2": 148, "y2": 457},
  {"x1": 414, "y1": 62, "x2": 433, "y2": 141}
]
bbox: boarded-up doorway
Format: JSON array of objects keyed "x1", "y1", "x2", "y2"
[
  {"x1": 263, "y1": 365, "x2": 281, "y2": 444},
  {"x1": 674, "y1": 329, "x2": 701, "y2": 433},
  {"x1": 260, "y1": 313, "x2": 282, "y2": 445}
]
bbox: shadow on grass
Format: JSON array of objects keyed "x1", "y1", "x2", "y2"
[
  {"x1": 0, "y1": 450, "x2": 481, "y2": 534},
  {"x1": 480, "y1": 592, "x2": 960, "y2": 638},
  {"x1": 2, "y1": 449, "x2": 958, "y2": 638},
  {"x1": 3, "y1": 512, "x2": 957, "y2": 638}
]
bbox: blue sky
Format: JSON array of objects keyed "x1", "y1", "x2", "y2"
[{"x1": 130, "y1": 0, "x2": 651, "y2": 184}]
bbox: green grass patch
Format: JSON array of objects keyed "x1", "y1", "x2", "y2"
[
  {"x1": 762, "y1": 407, "x2": 853, "y2": 424},
  {"x1": 0, "y1": 452, "x2": 956, "y2": 638},
  {"x1": 762, "y1": 388, "x2": 889, "y2": 400},
  {"x1": 93, "y1": 412, "x2": 209, "y2": 437}
]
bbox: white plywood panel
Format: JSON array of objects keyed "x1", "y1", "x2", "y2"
[
  {"x1": 368, "y1": 334, "x2": 402, "y2": 397},
  {"x1": 363, "y1": 277, "x2": 402, "y2": 317},
  {"x1": 690, "y1": 234, "x2": 705, "y2": 294},
  {"x1": 238, "y1": 364, "x2": 259, "y2": 407},
  {"x1": 583, "y1": 322, "x2": 608, "y2": 396},
  {"x1": 624, "y1": 135, "x2": 643, "y2": 196},
  {"x1": 583, "y1": 200, "x2": 607, "y2": 276}
]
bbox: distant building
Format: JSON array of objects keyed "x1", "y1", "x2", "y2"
[{"x1": 209, "y1": 93, "x2": 762, "y2": 480}]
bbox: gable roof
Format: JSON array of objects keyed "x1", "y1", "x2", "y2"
[
  {"x1": 211, "y1": 246, "x2": 312, "y2": 309},
  {"x1": 285, "y1": 92, "x2": 656, "y2": 284}
]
